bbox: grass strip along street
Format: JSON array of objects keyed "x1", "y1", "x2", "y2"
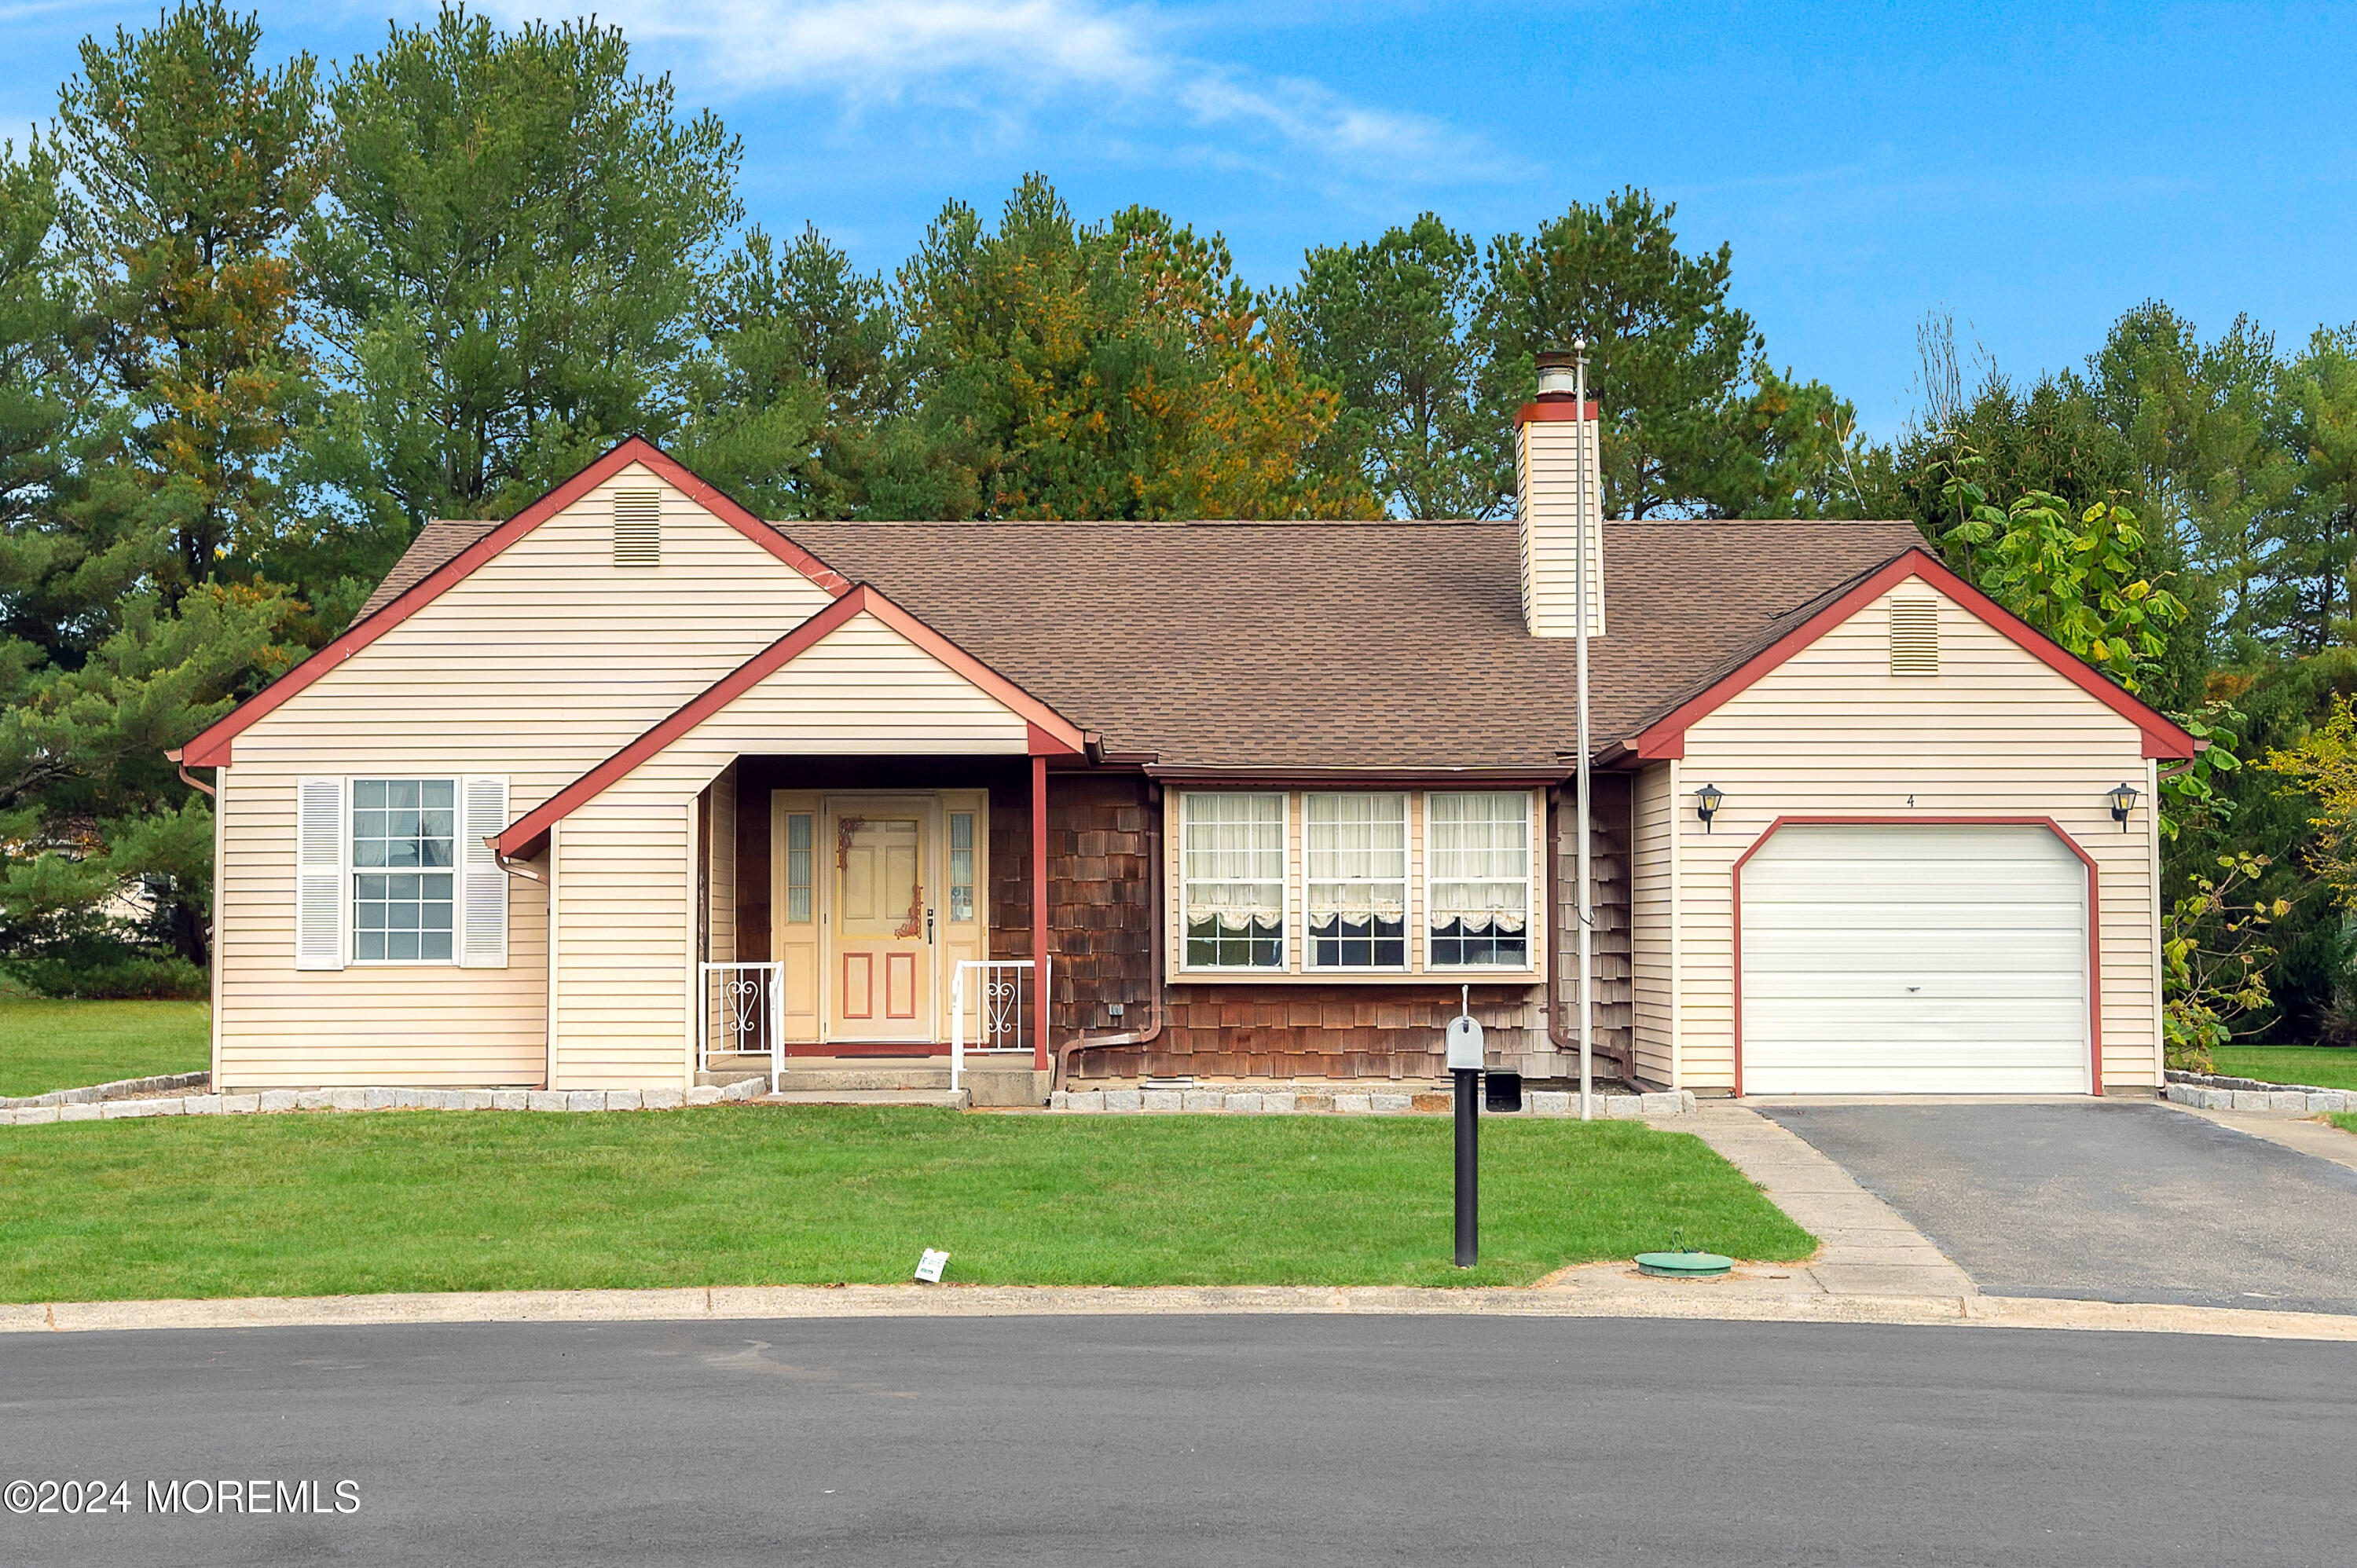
[
  {"x1": 0, "y1": 999, "x2": 211, "y2": 1099},
  {"x1": 0, "y1": 1108, "x2": 1813, "y2": 1300}
]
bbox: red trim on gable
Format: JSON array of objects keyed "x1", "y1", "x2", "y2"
[
  {"x1": 494, "y1": 584, "x2": 1087, "y2": 859},
  {"x1": 1729, "y1": 815, "x2": 2104, "y2": 1098},
  {"x1": 1622, "y1": 548, "x2": 2198, "y2": 764},
  {"x1": 177, "y1": 438, "x2": 852, "y2": 768}
]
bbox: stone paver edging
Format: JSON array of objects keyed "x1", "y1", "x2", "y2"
[
  {"x1": 0, "y1": 1069, "x2": 210, "y2": 1111},
  {"x1": 2, "y1": 1280, "x2": 2352, "y2": 1343},
  {"x1": 2165, "y1": 1069, "x2": 2356, "y2": 1116},
  {"x1": 5, "y1": 1079, "x2": 1702, "y2": 1124},
  {"x1": 0, "y1": 1076, "x2": 775, "y2": 1125}
]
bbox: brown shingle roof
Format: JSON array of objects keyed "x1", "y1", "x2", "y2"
[
  {"x1": 357, "y1": 514, "x2": 1924, "y2": 769},
  {"x1": 354, "y1": 519, "x2": 499, "y2": 619},
  {"x1": 786, "y1": 518, "x2": 1923, "y2": 768}
]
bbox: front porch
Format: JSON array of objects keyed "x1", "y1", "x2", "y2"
[{"x1": 692, "y1": 755, "x2": 1081, "y2": 1104}]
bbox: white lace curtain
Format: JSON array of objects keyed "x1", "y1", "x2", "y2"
[
  {"x1": 1306, "y1": 793, "x2": 1407, "y2": 923},
  {"x1": 1182, "y1": 793, "x2": 1285, "y2": 929},
  {"x1": 1428, "y1": 792, "x2": 1529, "y2": 933}
]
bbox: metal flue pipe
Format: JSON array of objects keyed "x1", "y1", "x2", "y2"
[{"x1": 1574, "y1": 342, "x2": 1594, "y2": 1123}]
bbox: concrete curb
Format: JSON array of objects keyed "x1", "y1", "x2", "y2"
[{"x1": 2, "y1": 1281, "x2": 2352, "y2": 1341}]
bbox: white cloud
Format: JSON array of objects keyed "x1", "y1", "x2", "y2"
[{"x1": 482, "y1": 0, "x2": 1491, "y2": 181}]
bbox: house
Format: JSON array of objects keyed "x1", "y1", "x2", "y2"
[{"x1": 173, "y1": 367, "x2": 2194, "y2": 1103}]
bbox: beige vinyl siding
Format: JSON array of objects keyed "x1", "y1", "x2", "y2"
[
  {"x1": 549, "y1": 609, "x2": 1032, "y2": 1086},
  {"x1": 215, "y1": 463, "x2": 837, "y2": 1088},
  {"x1": 1630, "y1": 761, "x2": 1675, "y2": 1086},
  {"x1": 1672, "y1": 578, "x2": 2161, "y2": 1093}
]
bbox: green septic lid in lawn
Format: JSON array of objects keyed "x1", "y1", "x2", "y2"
[{"x1": 1635, "y1": 1249, "x2": 1733, "y2": 1278}]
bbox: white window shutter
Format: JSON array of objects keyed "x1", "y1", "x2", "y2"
[
  {"x1": 295, "y1": 776, "x2": 346, "y2": 970},
  {"x1": 460, "y1": 776, "x2": 510, "y2": 968}
]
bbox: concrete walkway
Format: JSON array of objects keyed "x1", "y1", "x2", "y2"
[
  {"x1": 2162, "y1": 1097, "x2": 2357, "y2": 1177},
  {"x1": 1667, "y1": 1103, "x2": 1978, "y2": 1299}
]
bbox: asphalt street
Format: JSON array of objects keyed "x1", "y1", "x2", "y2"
[
  {"x1": 2, "y1": 1313, "x2": 2351, "y2": 1567},
  {"x1": 1758, "y1": 1101, "x2": 2357, "y2": 1313}
]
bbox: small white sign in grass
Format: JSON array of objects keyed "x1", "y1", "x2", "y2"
[{"x1": 914, "y1": 1248, "x2": 949, "y2": 1284}]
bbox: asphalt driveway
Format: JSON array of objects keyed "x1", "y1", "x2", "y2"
[{"x1": 1755, "y1": 1101, "x2": 2357, "y2": 1314}]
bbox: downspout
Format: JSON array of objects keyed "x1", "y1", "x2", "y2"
[
  {"x1": 1546, "y1": 782, "x2": 1624, "y2": 1082},
  {"x1": 1052, "y1": 789, "x2": 1164, "y2": 1092},
  {"x1": 487, "y1": 837, "x2": 551, "y2": 1092},
  {"x1": 167, "y1": 749, "x2": 216, "y2": 800}
]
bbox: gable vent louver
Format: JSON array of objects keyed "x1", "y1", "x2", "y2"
[
  {"x1": 1890, "y1": 598, "x2": 1939, "y2": 675},
  {"x1": 612, "y1": 489, "x2": 661, "y2": 566}
]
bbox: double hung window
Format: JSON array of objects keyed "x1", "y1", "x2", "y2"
[
  {"x1": 1306, "y1": 793, "x2": 1407, "y2": 968},
  {"x1": 352, "y1": 779, "x2": 456, "y2": 962},
  {"x1": 1426, "y1": 792, "x2": 1531, "y2": 967},
  {"x1": 1182, "y1": 792, "x2": 1286, "y2": 968}
]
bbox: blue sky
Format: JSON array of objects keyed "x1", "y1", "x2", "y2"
[{"x1": 7, "y1": 1, "x2": 2350, "y2": 437}]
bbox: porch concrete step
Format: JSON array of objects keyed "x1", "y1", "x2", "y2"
[
  {"x1": 782, "y1": 1064, "x2": 955, "y2": 1092},
  {"x1": 696, "y1": 1058, "x2": 959, "y2": 1092},
  {"x1": 753, "y1": 1088, "x2": 970, "y2": 1109}
]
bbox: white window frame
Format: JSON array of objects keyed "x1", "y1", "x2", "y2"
[
  {"x1": 1303, "y1": 792, "x2": 1410, "y2": 973},
  {"x1": 1178, "y1": 790, "x2": 1288, "y2": 971},
  {"x1": 1420, "y1": 790, "x2": 1537, "y2": 973},
  {"x1": 349, "y1": 776, "x2": 463, "y2": 967}
]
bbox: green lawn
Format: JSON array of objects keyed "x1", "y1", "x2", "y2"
[
  {"x1": 0, "y1": 1108, "x2": 1813, "y2": 1300},
  {"x1": 2211, "y1": 1046, "x2": 2357, "y2": 1092},
  {"x1": 0, "y1": 998, "x2": 210, "y2": 1099}
]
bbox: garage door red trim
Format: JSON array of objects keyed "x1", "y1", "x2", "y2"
[{"x1": 1729, "y1": 816, "x2": 2102, "y2": 1099}]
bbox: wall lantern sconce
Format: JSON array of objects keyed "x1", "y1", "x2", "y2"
[
  {"x1": 2107, "y1": 781, "x2": 2140, "y2": 832},
  {"x1": 1695, "y1": 782, "x2": 1725, "y2": 832}
]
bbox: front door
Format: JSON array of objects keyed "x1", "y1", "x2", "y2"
[{"x1": 827, "y1": 806, "x2": 933, "y2": 1042}]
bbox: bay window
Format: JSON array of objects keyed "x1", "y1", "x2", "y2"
[{"x1": 1175, "y1": 789, "x2": 1538, "y2": 976}]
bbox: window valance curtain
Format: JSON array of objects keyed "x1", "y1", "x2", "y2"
[
  {"x1": 1427, "y1": 792, "x2": 1529, "y2": 932},
  {"x1": 1183, "y1": 793, "x2": 1285, "y2": 929},
  {"x1": 1306, "y1": 793, "x2": 1408, "y2": 924}
]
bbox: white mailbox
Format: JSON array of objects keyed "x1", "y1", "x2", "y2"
[{"x1": 1445, "y1": 1013, "x2": 1485, "y2": 1072}]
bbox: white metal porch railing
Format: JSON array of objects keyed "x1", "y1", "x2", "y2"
[
  {"x1": 950, "y1": 958, "x2": 1043, "y2": 1092},
  {"x1": 700, "y1": 962, "x2": 783, "y2": 1094}
]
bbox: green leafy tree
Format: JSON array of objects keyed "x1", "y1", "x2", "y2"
[
  {"x1": 55, "y1": 2, "x2": 324, "y2": 593},
  {"x1": 2161, "y1": 851, "x2": 2286, "y2": 1072},
  {"x1": 1942, "y1": 489, "x2": 2187, "y2": 692},
  {"x1": 899, "y1": 176, "x2": 1373, "y2": 520},
  {"x1": 1478, "y1": 186, "x2": 1853, "y2": 518},
  {"x1": 674, "y1": 223, "x2": 910, "y2": 518},
  {"x1": 1285, "y1": 213, "x2": 1494, "y2": 518},
  {"x1": 2275, "y1": 324, "x2": 2357, "y2": 650},
  {"x1": 302, "y1": 5, "x2": 742, "y2": 559},
  {"x1": 2088, "y1": 302, "x2": 2300, "y2": 650}
]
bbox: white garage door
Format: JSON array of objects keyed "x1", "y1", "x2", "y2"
[{"x1": 1740, "y1": 824, "x2": 2090, "y2": 1094}]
